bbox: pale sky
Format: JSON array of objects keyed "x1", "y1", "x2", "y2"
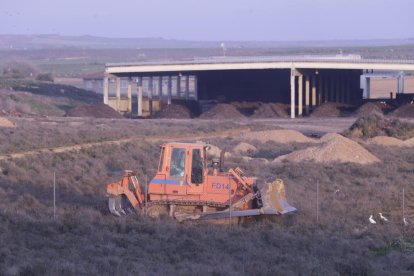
[{"x1": 1, "y1": 0, "x2": 413, "y2": 41}]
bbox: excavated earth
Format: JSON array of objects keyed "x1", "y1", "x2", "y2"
[
  {"x1": 390, "y1": 103, "x2": 414, "y2": 118},
  {"x1": 66, "y1": 103, "x2": 124, "y2": 119},
  {"x1": 199, "y1": 103, "x2": 245, "y2": 119},
  {"x1": 274, "y1": 133, "x2": 380, "y2": 164},
  {"x1": 152, "y1": 103, "x2": 193, "y2": 119}
]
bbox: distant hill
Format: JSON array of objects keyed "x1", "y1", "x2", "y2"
[{"x1": 1, "y1": 34, "x2": 414, "y2": 50}]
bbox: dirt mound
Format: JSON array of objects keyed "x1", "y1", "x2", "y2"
[
  {"x1": 345, "y1": 114, "x2": 414, "y2": 139},
  {"x1": 390, "y1": 103, "x2": 414, "y2": 118},
  {"x1": 403, "y1": 138, "x2": 414, "y2": 147},
  {"x1": 367, "y1": 136, "x2": 404, "y2": 147},
  {"x1": 232, "y1": 142, "x2": 257, "y2": 155},
  {"x1": 354, "y1": 102, "x2": 384, "y2": 117},
  {"x1": 311, "y1": 103, "x2": 342, "y2": 117},
  {"x1": 152, "y1": 104, "x2": 192, "y2": 119},
  {"x1": 66, "y1": 103, "x2": 124, "y2": 119},
  {"x1": 242, "y1": 129, "x2": 315, "y2": 144},
  {"x1": 0, "y1": 117, "x2": 15, "y2": 128},
  {"x1": 199, "y1": 103, "x2": 245, "y2": 119},
  {"x1": 250, "y1": 103, "x2": 289, "y2": 118},
  {"x1": 275, "y1": 133, "x2": 380, "y2": 164}
]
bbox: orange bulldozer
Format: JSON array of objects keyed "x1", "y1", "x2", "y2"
[{"x1": 106, "y1": 142, "x2": 296, "y2": 221}]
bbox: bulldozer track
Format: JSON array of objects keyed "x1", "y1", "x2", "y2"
[
  {"x1": 146, "y1": 200, "x2": 227, "y2": 208},
  {"x1": 0, "y1": 127, "x2": 249, "y2": 161}
]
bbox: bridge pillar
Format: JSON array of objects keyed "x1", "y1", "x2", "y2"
[
  {"x1": 103, "y1": 76, "x2": 109, "y2": 105},
  {"x1": 177, "y1": 75, "x2": 181, "y2": 97},
  {"x1": 167, "y1": 76, "x2": 172, "y2": 105},
  {"x1": 318, "y1": 74, "x2": 322, "y2": 105},
  {"x1": 158, "y1": 76, "x2": 163, "y2": 98},
  {"x1": 363, "y1": 76, "x2": 371, "y2": 99},
  {"x1": 398, "y1": 71, "x2": 405, "y2": 93},
  {"x1": 137, "y1": 79, "x2": 143, "y2": 117},
  {"x1": 148, "y1": 76, "x2": 153, "y2": 115},
  {"x1": 305, "y1": 75, "x2": 310, "y2": 115},
  {"x1": 116, "y1": 77, "x2": 121, "y2": 111},
  {"x1": 290, "y1": 70, "x2": 296, "y2": 119},
  {"x1": 324, "y1": 76, "x2": 329, "y2": 102},
  {"x1": 127, "y1": 78, "x2": 132, "y2": 113},
  {"x1": 194, "y1": 75, "x2": 198, "y2": 100},
  {"x1": 312, "y1": 75, "x2": 317, "y2": 108},
  {"x1": 298, "y1": 74, "x2": 303, "y2": 116},
  {"x1": 185, "y1": 75, "x2": 190, "y2": 100}
]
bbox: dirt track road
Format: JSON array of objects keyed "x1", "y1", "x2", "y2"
[{"x1": 0, "y1": 117, "x2": 366, "y2": 161}]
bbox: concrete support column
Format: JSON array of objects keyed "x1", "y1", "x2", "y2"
[
  {"x1": 324, "y1": 76, "x2": 329, "y2": 102},
  {"x1": 116, "y1": 77, "x2": 121, "y2": 110},
  {"x1": 103, "y1": 76, "x2": 109, "y2": 105},
  {"x1": 305, "y1": 75, "x2": 310, "y2": 115},
  {"x1": 137, "y1": 83, "x2": 143, "y2": 117},
  {"x1": 398, "y1": 71, "x2": 405, "y2": 93},
  {"x1": 148, "y1": 76, "x2": 153, "y2": 115},
  {"x1": 194, "y1": 75, "x2": 198, "y2": 100},
  {"x1": 312, "y1": 75, "x2": 317, "y2": 107},
  {"x1": 298, "y1": 74, "x2": 303, "y2": 116},
  {"x1": 185, "y1": 75, "x2": 190, "y2": 100},
  {"x1": 330, "y1": 77, "x2": 335, "y2": 102},
  {"x1": 290, "y1": 70, "x2": 296, "y2": 119},
  {"x1": 167, "y1": 76, "x2": 172, "y2": 105},
  {"x1": 318, "y1": 75, "x2": 322, "y2": 104},
  {"x1": 340, "y1": 75, "x2": 346, "y2": 103},
  {"x1": 177, "y1": 75, "x2": 181, "y2": 97},
  {"x1": 364, "y1": 77, "x2": 371, "y2": 99},
  {"x1": 127, "y1": 78, "x2": 132, "y2": 112},
  {"x1": 335, "y1": 76, "x2": 340, "y2": 102},
  {"x1": 345, "y1": 76, "x2": 351, "y2": 104},
  {"x1": 158, "y1": 76, "x2": 163, "y2": 98}
]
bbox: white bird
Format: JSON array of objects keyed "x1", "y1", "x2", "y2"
[
  {"x1": 379, "y1": 213, "x2": 388, "y2": 222},
  {"x1": 369, "y1": 214, "x2": 376, "y2": 224},
  {"x1": 404, "y1": 217, "x2": 409, "y2": 226}
]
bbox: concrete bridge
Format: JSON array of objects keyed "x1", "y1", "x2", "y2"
[{"x1": 104, "y1": 56, "x2": 414, "y2": 118}]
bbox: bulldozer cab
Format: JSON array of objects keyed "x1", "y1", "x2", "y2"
[{"x1": 154, "y1": 143, "x2": 207, "y2": 195}]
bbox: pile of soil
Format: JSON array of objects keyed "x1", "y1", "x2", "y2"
[
  {"x1": 275, "y1": 133, "x2": 380, "y2": 164},
  {"x1": 199, "y1": 103, "x2": 245, "y2": 119},
  {"x1": 354, "y1": 102, "x2": 384, "y2": 117},
  {"x1": 390, "y1": 103, "x2": 414, "y2": 118},
  {"x1": 403, "y1": 138, "x2": 414, "y2": 146},
  {"x1": 0, "y1": 117, "x2": 15, "y2": 128},
  {"x1": 242, "y1": 129, "x2": 315, "y2": 144},
  {"x1": 66, "y1": 103, "x2": 124, "y2": 119},
  {"x1": 311, "y1": 103, "x2": 342, "y2": 117},
  {"x1": 345, "y1": 114, "x2": 414, "y2": 139},
  {"x1": 367, "y1": 136, "x2": 404, "y2": 147},
  {"x1": 250, "y1": 103, "x2": 289, "y2": 118},
  {"x1": 152, "y1": 104, "x2": 192, "y2": 119},
  {"x1": 232, "y1": 142, "x2": 257, "y2": 155}
]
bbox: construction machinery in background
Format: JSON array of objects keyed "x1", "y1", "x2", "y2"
[{"x1": 106, "y1": 142, "x2": 296, "y2": 221}]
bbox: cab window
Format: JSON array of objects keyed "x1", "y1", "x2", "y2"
[
  {"x1": 191, "y1": 148, "x2": 203, "y2": 184},
  {"x1": 170, "y1": 148, "x2": 186, "y2": 178}
]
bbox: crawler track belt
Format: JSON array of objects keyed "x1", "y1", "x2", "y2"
[{"x1": 146, "y1": 200, "x2": 227, "y2": 208}]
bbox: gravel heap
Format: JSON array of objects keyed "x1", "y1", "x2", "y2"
[
  {"x1": 311, "y1": 103, "x2": 343, "y2": 117},
  {"x1": 232, "y1": 142, "x2": 257, "y2": 155},
  {"x1": 367, "y1": 136, "x2": 404, "y2": 147},
  {"x1": 390, "y1": 103, "x2": 414, "y2": 118},
  {"x1": 0, "y1": 117, "x2": 15, "y2": 128},
  {"x1": 354, "y1": 102, "x2": 384, "y2": 117}
]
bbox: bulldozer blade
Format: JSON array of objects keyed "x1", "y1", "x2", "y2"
[
  {"x1": 108, "y1": 197, "x2": 121, "y2": 216},
  {"x1": 260, "y1": 179, "x2": 297, "y2": 215},
  {"x1": 108, "y1": 196, "x2": 126, "y2": 216}
]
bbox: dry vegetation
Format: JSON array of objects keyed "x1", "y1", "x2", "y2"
[{"x1": 0, "y1": 118, "x2": 414, "y2": 275}]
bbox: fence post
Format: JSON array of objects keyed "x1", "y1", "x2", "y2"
[
  {"x1": 316, "y1": 180, "x2": 319, "y2": 225},
  {"x1": 53, "y1": 171, "x2": 56, "y2": 220}
]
